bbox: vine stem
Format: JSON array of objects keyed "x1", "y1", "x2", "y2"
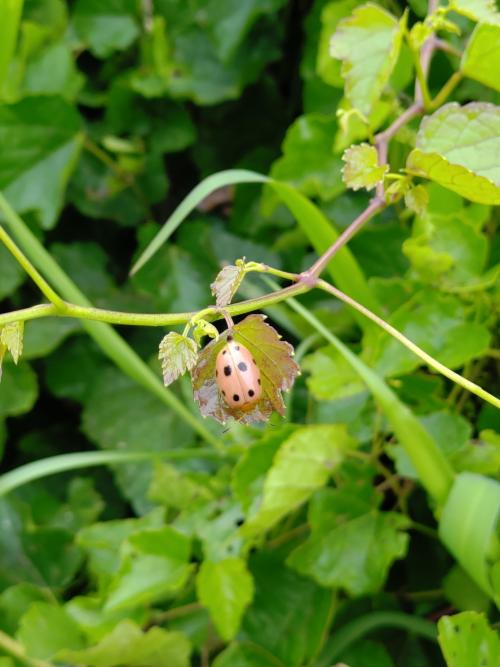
[{"x1": 317, "y1": 279, "x2": 500, "y2": 409}]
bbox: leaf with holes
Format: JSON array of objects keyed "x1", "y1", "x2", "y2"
[
  {"x1": 191, "y1": 314, "x2": 299, "y2": 424},
  {"x1": 437, "y1": 611, "x2": 500, "y2": 667},
  {"x1": 211, "y1": 263, "x2": 246, "y2": 307},
  {"x1": 159, "y1": 332, "x2": 198, "y2": 387},
  {"x1": 406, "y1": 103, "x2": 500, "y2": 205},
  {"x1": 330, "y1": 4, "x2": 406, "y2": 116},
  {"x1": 342, "y1": 143, "x2": 388, "y2": 191}
]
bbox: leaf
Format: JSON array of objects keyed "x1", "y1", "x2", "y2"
[
  {"x1": 242, "y1": 424, "x2": 355, "y2": 535},
  {"x1": 437, "y1": 611, "x2": 500, "y2": 667},
  {"x1": 330, "y1": 3, "x2": 406, "y2": 116},
  {"x1": 406, "y1": 103, "x2": 500, "y2": 205},
  {"x1": 287, "y1": 488, "x2": 409, "y2": 595},
  {"x1": 104, "y1": 526, "x2": 193, "y2": 612},
  {"x1": 17, "y1": 603, "x2": 85, "y2": 659},
  {"x1": 0, "y1": 321, "x2": 23, "y2": 380},
  {"x1": 267, "y1": 113, "x2": 344, "y2": 202},
  {"x1": 82, "y1": 367, "x2": 194, "y2": 512},
  {"x1": 316, "y1": 0, "x2": 360, "y2": 87},
  {"x1": 451, "y1": 0, "x2": 500, "y2": 25},
  {"x1": 0, "y1": 96, "x2": 83, "y2": 228},
  {"x1": 0, "y1": 243, "x2": 25, "y2": 301},
  {"x1": 193, "y1": 319, "x2": 219, "y2": 346},
  {"x1": 148, "y1": 462, "x2": 213, "y2": 511},
  {"x1": 461, "y1": 24, "x2": 500, "y2": 92},
  {"x1": 0, "y1": 363, "x2": 38, "y2": 418},
  {"x1": 22, "y1": 41, "x2": 85, "y2": 100},
  {"x1": 211, "y1": 262, "x2": 246, "y2": 307},
  {"x1": 302, "y1": 345, "x2": 366, "y2": 400},
  {"x1": 196, "y1": 558, "x2": 254, "y2": 641},
  {"x1": 72, "y1": 0, "x2": 140, "y2": 58},
  {"x1": 59, "y1": 620, "x2": 191, "y2": 667},
  {"x1": 342, "y1": 143, "x2": 388, "y2": 191},
  {"x1": 241, "y1": 552, "x2": 333, "y2": 667},
  {"x1": 212, "y1": 643, "x2": 278, "y2": 667},
  {"x1": 192, "y1": 314, "x2": 299, "y2": 424},
  {"x1": 404, "y1": 184, "x2": 429, "y2": 215},
  {"x1": 159, "y1": 332, "x2": 198, "y2": 387},
  {"x1": 0, "y1": 583, "x2": 51, "y2": 635}
]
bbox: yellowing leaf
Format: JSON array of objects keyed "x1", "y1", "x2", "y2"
[
  {"x1": 330, "y1": 3, "x2": 406, "y2": 116},
  {"x1": 242, "y1": 425, "x2": 355, "y2": 535},
  {"x1": 196, "y1": 558, "x2": 254, "y2": 641},
  {"x1": 406, "y1": 103, "x2": 500, "y2": 205},
  {"x1": 0, "y1": 321, "x2": 24, "y2": 364},
  {"x1": 191, "y1": 315, "x2": 299, "y2": 424},
  {"x1": 159, "y1": 332, "x2": 198, "y2": 387},
  {"x1": 342, "y1": 143, "x2": 388, "y2": 190},
  {"x1": 462, "y1": 24, "x2": 500, "y2": 92},
  {"x1": 404, "y1": 184, "x2": 429, "y2": 215},
  {"x1": 211, "y1": 263, "x2": 246, "y2": 307}
]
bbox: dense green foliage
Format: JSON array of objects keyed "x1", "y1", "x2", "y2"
[{"x1": 0, "y1": 0, "x2": 499, "y2": 666}]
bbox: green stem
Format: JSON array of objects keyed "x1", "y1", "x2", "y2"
[
  {"x1": 0, "y1": 629, "x2": 52, "y2": 667},
  {"x1": 0, "y1": 225, "x2": 66, "y2": 309},
  {"x1": 430, "y1": 71, "x2": 463, "y2": 110},
  {"x1": 412, "y1": 46, "x2": 433, "y2": 110},
  {"x1": 317, "y1": 279, "x2": 500, "y2": 410},
  {"x1": 316, "y1": 611, "x2": 437, "y2": 667},
  {"x1": 0, "y1": 449, "x2": 224, "y2": 497}
]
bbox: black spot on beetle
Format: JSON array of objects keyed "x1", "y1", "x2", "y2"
[
  {"x1": 233, "y1": 394, "x2": 240, "y2": 401},
  {"x1": 248, "y1": 389, "x2": 255, "y2": 397},
  {"x1": 222, "y1": 390, "x2": 226, "y2": 396},
  {"x1": 258, "y1": 378, "x2": 261, "y2": 385},
  {"x1": 224, "y1": 365, "x2": 232, "y2": 376},
  {"x1": 252, "y1": 358, "x2": 256, "y2": 364},
  {"x1": 222, "y1": 350, "x2": 227, "y2": 355},
  {"x1": 215, "y1": 369, "x2": 218, "y2": 377},
  {"x1": 238, "y1": 362, "x2": 248, "y2": 372}
]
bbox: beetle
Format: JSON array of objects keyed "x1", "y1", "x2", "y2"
[{"x1": 215, "y1": 336, "x2": 262, "y2": 410}]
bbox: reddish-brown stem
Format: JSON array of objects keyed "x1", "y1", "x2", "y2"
[{"x1": 415, "y1": 0, "x2": 440, "y2": 104}]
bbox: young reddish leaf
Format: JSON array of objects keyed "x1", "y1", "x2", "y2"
[
  {"x1": 159, "y1": 332, "x2": 198, "y2": 387},
  {"x1": 191, "y1": 314, "x2": 299, "y2": 424},
  {"x1": 342, "y1": 143, "x2": 388, "y2": 191},
  {"x1": 210, "y1": 263, "x2": 246, "y2": 307}
]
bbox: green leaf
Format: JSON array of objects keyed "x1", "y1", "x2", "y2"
[
  {"x1": 316, "y1": 0, "x2": 360, "y2": 87},
  {"x1": 437, "y1": 611, "x2": 500, "y2": 667},
  {"x1": 461, "y1": 24, "x2": 500, "y2": 92},
  {"x1": 196, "y1": 558, "x2": 254, "y2": 641},
  {"x1": 338, "y1": 640, "x2": 395, "y2": 667},
  {"x1": 192, "y1": 314, "x2": 299, "y2": 425},
  {"x1": 443, "y1": 566, "x2": 491, "y2": 613},
  {"x1": 287, "y1": 487, "x2": 409, "y2": 595},
  {"x1": 342, "y1": 143, "x2": 388, "y2": 191},
  {"x1": 330, "y1": 3, "x2": 406, "y2": 116},
  {"x1": 148, "y1": 462, "x2": 213, "y2": 511},
  {"x1": 82, "y1": 367, "x2": 194, "y2": 512},
  {"x1": 242, "y1": 424, "x2": 355, "y2": 535},
  {"x1": 22, "y1": 41, "x2": 85, "y2": 100},
  {"x1": 17, "y1": 603, "x2": 85, "y2": 659},
  {"x1": 406, "y1": 103, "x2": 500, "y2": 205},
  {"x1": 59, "y1": 620, "x2": 191, "y2": 667},
  {"x1": 241, "y1": 552, "x2": 333, "y2": 667},
  {"x1": 0, "y1": 321, "x2": 23, "y2": 364},
  {"x1": 212, "y1": 643, "x2": 278, "y2": 667},
  {"x1": 0, "y1": 363, "x2": 38, "y2": 418},
  {"x1": 451, "y1": 0, "x2": 500, "y2": 25},
  {"x1": 72, "y1": 0, "x2": 140, "y2": 58},
  {"x1": 104, "y1": 526, "x2": 193, "y2": 612},
  {"x1": 0, "y1": 243, "x2": 24, "y2": 300},
  {"x1": 364, "y1": 291, "x2": 491, "y2": 377},
  {"x1": 210, "y1": 262, "x2": 246, "y2": 307},
  {"x1": 302, "y1": 345, "x2": 366, "y2": 400},
  {"x1": 267, "y1": 113, "x2": 344, "y2": 201},
  {"x1": 159, "y1": 332, "x2": 198, "y2": 387},
  {"x1": 0, "y1": 96, "x2": 82, "y2": 228},
  {"x1": 23, "y1": 318, "x2": 81, "y2": 360},
  {"x1": 0, "y1": 583, "x2": 50, "y2": 635}
]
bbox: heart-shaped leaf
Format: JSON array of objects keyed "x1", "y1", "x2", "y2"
[{"x1": 191, "y1": 315, "x2": 299, "y2": 424}]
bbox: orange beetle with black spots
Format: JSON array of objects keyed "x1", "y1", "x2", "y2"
[{"x1": 215, "y1": 336, "x2": 262, "y2": 410}]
